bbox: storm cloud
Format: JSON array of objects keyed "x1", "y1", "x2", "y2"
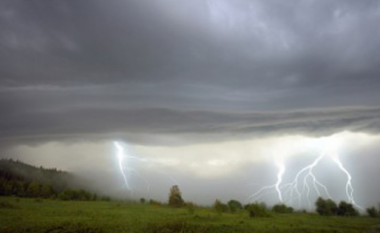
[
  {"x1": 1, "y1": 0, "x2": 380, "y2": 146},
  {"x1": 1, "y1": 104, "x2": 380, "y2": 146}
]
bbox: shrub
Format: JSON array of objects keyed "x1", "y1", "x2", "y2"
[
  {"x1": 213, "y1": 199, "x2": 228, "y2": 214},
  {"x1": 246, "y1": 202, "x2": 271, "y2": 218},
  {"x1": 337, "y1": 201, "x2": 358, "y2": 216},
  {"x1": 149, "y1": 199, "x2": 163, "y2": 206},
  {"x1": 272, "y1": 203, "x2": 294, "y2": 213},
  {"x1": 58, "y1": 189, "x2": 94, "y2": 201},
  {"x1": 227, "y1": 200, "x2": 243, "y2": 213},
  {"x1": 315, "y1": 197, "x2": 337, "y2": 216},
  {"x1": 367, "y1": 207, "x2": 379, "y2": 218}
]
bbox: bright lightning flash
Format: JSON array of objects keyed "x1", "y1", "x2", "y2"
[
  {"x1": 332, "y1": 156, "x2": 361, "y2": 209},
  {"x1": 114, "y1": 141, "x2": 131, "y2": 190},
  {"x1": 249, "y1": 134, "x2": 362, "y2": 210},
  {"x1": 275, "y1": 161, "x2": 285, "y2": 202},
  {"x1": 113, "y1": 141, "x2": 179, "y2": 192},
  {"x1": 113, "y1": 141, "x2": 152, "y2": 192}
]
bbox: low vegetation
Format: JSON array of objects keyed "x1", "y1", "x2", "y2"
[
  {"x1": 213, "y1": 199, "x2": 229, "y2": 214},
  {"x1": 272, "y1": 203, "x2": 294, "y2": 214},
  {"x1": 367, "y1": 206, "x2": 380, "y2": 218},
  {"x1": 245, "y1": 202, "x2": 272, "y2": 218},
  {"x1": 1, "y1": 196, "x2": 380, "y2": 233},
  {"x1": 315, "y1": 197, "x2": 359, "y2": 216},
  {"x1": 1, "y1": 160, "x2": 380, "y2": 232}
]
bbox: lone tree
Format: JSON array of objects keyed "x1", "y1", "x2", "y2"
[{"x1": 168, "y1": 185, "x2": 184, "y2": 207}]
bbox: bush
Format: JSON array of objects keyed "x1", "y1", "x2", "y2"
[
  {"x1": 227, "y1": 200, "x2": 243, "y2": 213},
  {"x1": 58, "y1": 189, "x2": 94, "y2": 201},
  {"x1": 246, "y1": 202, "x2": 271, "y2": 218},
  {"x1": 213, "y1": 199, "x2": 228, "y2": 214},
  {"x1": 337, "y1": 201, "x2": 358, "y2": 217},
  {"x1": 367, "y1": 207, "x2": 379, "y2": 218},
  {"x1": 315, "y1": 197, "x2": 337, "y2": 216},
  {"x1": 316, "y1": 198, "x2": 359, "y2": 217},
  {"x1": 272, "y1": 203, "x2": 294, "y2": 213},
  {"x1": 149, "y1": 199, "x2": 163, "y2": 206}
]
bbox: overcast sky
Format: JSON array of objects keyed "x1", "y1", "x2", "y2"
[{"x1": 1, "y1": 0, "x2": 380, "y2": 209}]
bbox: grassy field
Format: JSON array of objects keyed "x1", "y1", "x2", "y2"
[{"x1": 1, "y1": 196, "x2": 380, "y2": 233}]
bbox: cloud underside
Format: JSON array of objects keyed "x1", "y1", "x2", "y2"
[
  {"x1": 1, "y1": 1, "x2": 380, "y2": 145},
  {"x1": 1, "y1": 107, "x2": 380, "y2": 145}
]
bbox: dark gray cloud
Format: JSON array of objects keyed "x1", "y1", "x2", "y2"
[
  {"x1": 1, "y1": 0, "x2": 380, "y2": 145},
  {"x1": 1, "y1": 104, "x2": 380, "y2": 146}
]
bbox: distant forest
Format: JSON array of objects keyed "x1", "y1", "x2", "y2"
[{"x1": 0, "y1": 159, "x2": 108, "y2": 201}]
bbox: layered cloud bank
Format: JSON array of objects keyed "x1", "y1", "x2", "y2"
[
  {"x1": 1, "y1": 0, "x2": 380, "y2": 146},
  {"x1": 1, "y1": 105, "x2": 380, "y2": 145}
]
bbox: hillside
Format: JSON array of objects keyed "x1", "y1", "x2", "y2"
[
  {"x1": 0, "y1": 159, "x2": 100, "y2": 200},
  {"x1": 0, "y1": 159, "x2": 74, "y2": 192}
]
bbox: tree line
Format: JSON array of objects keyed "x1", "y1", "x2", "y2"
[
  {"x1": 165, "y1": 185, "x2": 380, "y2": 218},
  {"x1": 0, "y1": 159, "x2": 108, "y2": 201},
  {"x1": 0, "y1": 159, "x2": 72, "y2": 192}
]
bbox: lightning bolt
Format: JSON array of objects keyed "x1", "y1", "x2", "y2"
[
  {"x1": 332, "y1": 156, "x2": 363, "y2": 209},
  {"x1": 275, "y1": 161, "x2": 285, "y2": 202},
  {"x1": 113, "y1": 141, "x2": 180, "y2": 192},
  {"x1": 249, "y1": 137, "x2": 362, "y2": 210},
  {"x1": 114, "y1": 141, "x2": 152, "y2": 192},
  {"x1": 284, "y1": 151, "x2": 332, "y2": 209},
  {"x1": 248, "y1": 152, "x2": 331, "y2": 208},
  {"x1": 247, "y1": 160, "x2": 286, "y2": 202},
  {"x1": 114, "y1": 141, "x2": 130, "y2": 190}
]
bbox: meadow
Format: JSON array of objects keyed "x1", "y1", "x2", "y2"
[{"x1": 1, "y1": 196, "x2": 380, "y2": 233}]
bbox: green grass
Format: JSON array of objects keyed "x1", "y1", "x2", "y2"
[{"x1": 1, "y1": 197, "x2": 380, "y2": 233}]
